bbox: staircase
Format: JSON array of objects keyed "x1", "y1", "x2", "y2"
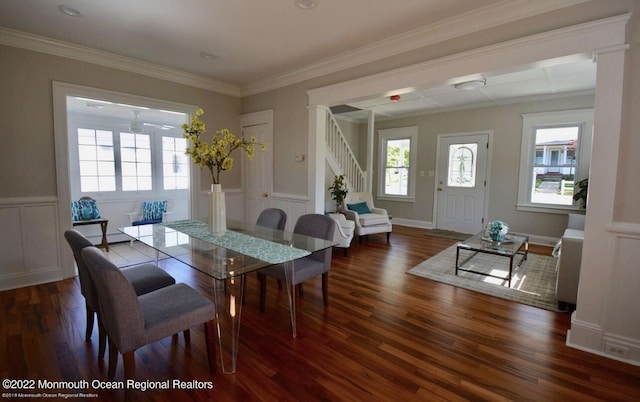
[{"x1": 325, "y1": 111, "x2": 366, "y2": 192}]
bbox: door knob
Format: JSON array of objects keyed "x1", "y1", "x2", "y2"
[
  {"x1": 437, "y1": 187, "x2": 443, "y2": 191},
  {"x1": 263, "y1": 192, "x2": 269, "y2": 198}
]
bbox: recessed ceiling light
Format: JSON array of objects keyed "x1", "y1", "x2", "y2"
[
  {"x1": 200, "y1": 52, "x2": 218, "y2": 60},
  {"x1": 57, "y1": 4, "x2": 83, "y2": 17},
  {"x1": 296, "y1": 0, "x2": 316, "y2": 9},
  {"x1": 454, "y1": 78, "x2": 487, "y2": 90}
]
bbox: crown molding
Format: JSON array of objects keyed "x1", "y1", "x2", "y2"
[
  {"x1": 240, "y1": 0, "x2": 591, "y2": 96},
  {"x1": 0, "y1": 27, "x2": 241, "y2": 97},
  {"x1": 0, "y1": 0, "x2": 593, "y2": 98},
  {"x1": 307, "y1": 13, "x2": 630, "y2": 106}
]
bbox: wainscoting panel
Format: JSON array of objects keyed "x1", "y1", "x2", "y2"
[
  {"x1": 603, "y1": 223, "x2": 640, "y2": 364},
  {"x1": 0, "y1": 198, "x2": 63, "y2": 291},
  {"x1": 271, "y1": 194, "x2": 310, "y2": 232},
  {"x1": 568, "y1": 222, "x2": 640, "y2": 367}
]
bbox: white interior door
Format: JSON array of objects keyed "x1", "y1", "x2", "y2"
[
  {"x1": 242, "y1": 111, "x2": 273, "y2": 225},
  {"x1": 436, "y1": 132, "x2": 489, "y2": 233}
]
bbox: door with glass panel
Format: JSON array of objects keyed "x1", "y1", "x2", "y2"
[{"x1": 436, "y1": 133, "x2": 489, "y2": 234}]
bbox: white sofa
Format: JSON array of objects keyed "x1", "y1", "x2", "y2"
[
  {"x1": 341, "y1": 192, "x2": 392, "y2": 243},
  {"x1": 328, "y1": 213, "x2": 355, "y2": 256},
  {"x1": 554, "y1": 213, "x2": 585, "y2": 307}
]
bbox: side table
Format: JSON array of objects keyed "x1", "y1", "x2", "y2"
[{"x1": 73, "y1": 219, "x2": 109, "y2": 251}]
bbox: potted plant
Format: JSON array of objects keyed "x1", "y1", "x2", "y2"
[
  {"x1": 328, "y1": 174, "x2": 348, "y2": 212},
  {"x1": 572, "y1": 178, "x2": 588, "y2": 209}
]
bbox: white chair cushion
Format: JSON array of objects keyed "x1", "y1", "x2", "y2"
[{"x1": 358, "y1": 213, "x2": 390, "y2": 227}]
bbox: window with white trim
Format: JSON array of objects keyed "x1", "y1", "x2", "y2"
[
  {"x1": 162, "y1": 136, "x2": 189, "y2": 190},
  {"x1": 77, "y1": 128, "x2": 116, "y2": 192},
  {"x1": 517, "y1": 109, "x2": 593, "y2": 213},
  {"x1": 378, "y1": 126, "x2": 417, "y2": 200},
  {"x1": 74, "y1": 126, "x2": 188, "y2": 194},
  {"x1": 120, "y1": 132, "x2": 152, "y2": 191}
]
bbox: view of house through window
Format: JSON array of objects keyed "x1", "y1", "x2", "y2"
[
  {"x1": 531, "y1": 126, "x2": 579, "y2": 205},
  {"x1": 517, "y1": 109, "x2": 592, "y2": 212}
]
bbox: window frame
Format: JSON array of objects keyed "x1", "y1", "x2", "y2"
[
  {"x1": 517, "y1": 109, "x2": 593, "y2": 214},
  {"x1": 68, "y1": 113, "x2": 189, "y2": 198},
  {"x1": 377, "y1": 126, "x2": 418, "y2": 202}
]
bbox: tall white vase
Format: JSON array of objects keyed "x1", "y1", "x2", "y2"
[{"x1": 209, "y1": 183, "x2": 227, "y2": 236}]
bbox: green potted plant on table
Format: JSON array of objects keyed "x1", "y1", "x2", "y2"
[{"x1": 328, "y1": 174, "x2": 348, "y2": 212}]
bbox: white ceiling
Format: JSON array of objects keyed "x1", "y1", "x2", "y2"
[
  {"x1": 336, "y1": 56, "x2": 596, "y2": 122},
  {"x1": 0, "y1": 0, "x2": 596, "y2": 122}
]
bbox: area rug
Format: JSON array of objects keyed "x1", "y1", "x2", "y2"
[
  {"x1": 407, "y1": 245, "x2": 565, "y2": 312},
  {"x1": 424, "y1": 229, "x2": 470, "y2": 241}
]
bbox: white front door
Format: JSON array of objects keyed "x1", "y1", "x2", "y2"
[
  {"x1": 242, "y1": 111, "x2": 273, "y2": 225},
  {"x1": 435, "y1": 132, "x2": 489, "y2": 234}
]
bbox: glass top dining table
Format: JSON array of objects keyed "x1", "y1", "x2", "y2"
[
  {"x1": 119, "y1": 219, "x2": 334, "y2": 280},
  {"x1": 119, "y1": 219, "x2": 336, "y2": 374}
]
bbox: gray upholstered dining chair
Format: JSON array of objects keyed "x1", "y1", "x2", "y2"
[
  {"x1": 256, "y1": 208, "x2": 287, "y2": 231},
  {"x1": 243, "y1": 208, "x2": 289, "y2": 305},
  {"x1": 64, "y1": 229, "x2": 176, "y2": 360},
  {"x1": 81, "y1": 246, "x2": 217, "y2": 380},
  {"x1": 258, "y1": 213, "x2": 335, "y2": 311}
]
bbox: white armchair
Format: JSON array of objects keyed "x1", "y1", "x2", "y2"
[
  {"x1": 341, "y1": 192, "x2": 392, "y2": 243},
  {"x1": 327, "y1": 213, "x2": 355, "y2": 256}
]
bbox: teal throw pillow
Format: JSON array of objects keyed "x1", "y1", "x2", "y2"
[
  {"x1": 142, "y1": 201, "x2": 167, "y2": 221},
  {"x1": 347, "y1": 201, "x2": 371, "y2": 214},
  {"x1": 72, "y1": 199, "x2": 101, "y2": 221}
]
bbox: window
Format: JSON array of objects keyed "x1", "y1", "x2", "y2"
[
  {"x1": 447, "y1": 143, "x2": 477, "y2": 188},
  {"x1": 378, "y1": 126, "x2": 417, "y2": 200},
  {"x1": 77, "y1": 128, "x2": 116, "y2": 192},
  {"x1": 74, "y1": 125, "x2": 188, "y2": 195},
  {"x1": 120, "y1": 132, "x2": 152, "y2": 191},
  {"x1": 162, "y1": 137, "x2": 189, "y2": 190},
  {"x1": 517, "y1": 109, "x2": 593, "y2": 213}
]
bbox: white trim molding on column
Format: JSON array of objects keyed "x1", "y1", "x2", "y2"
[
  {"x1": 565, "y1": 42, "x2": 636, "y2": 364},
  {"x1": 568, "y1": 223, "x2": 640, "y2": 366}
]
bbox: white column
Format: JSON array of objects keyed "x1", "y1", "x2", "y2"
[
  {"x1": 308, "y1": 105, "x2": 327, "y2": 213},
  {"x1": 366, "y1": 109, "x2": 375, "y2": 192},
  {"x1": 567, "y1": 44, "x2": 627, "y2": 353}
]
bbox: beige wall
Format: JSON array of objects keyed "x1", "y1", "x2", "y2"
[
  {"x1": 372, "y1": 95, "x2": 594, "y2": 238},
  {"x1": 242, "y1": 0, "x2": 640, "y2": 225},
  {"x1": 0, "y1": 45, "x2": 242, "y2": 198}
]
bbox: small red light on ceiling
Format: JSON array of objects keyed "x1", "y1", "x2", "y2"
[{"x1": 389, "y1": 94, "x2": 401, "y2": 102}]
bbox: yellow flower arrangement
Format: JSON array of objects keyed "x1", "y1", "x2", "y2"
[{"x1": 182, "y1": 108, "x2": 267, "y2": 185}]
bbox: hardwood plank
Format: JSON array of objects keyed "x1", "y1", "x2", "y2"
[{"x1": 1, "y1": 225, "x2": 639, "y2": 401}]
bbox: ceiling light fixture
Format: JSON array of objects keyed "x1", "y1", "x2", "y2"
[
  {"x1": 57, "y1": 4, "x2": 83, "y2": 17},
  {"x1": 454, "y1": 78, "x2": 486, "y2": 90},
  {"x1": 296, "y1": 0, "x2": 316, "y2": 9},
  {"x1": 200, "y1": 51, "x2": 218, "y2": 60}
]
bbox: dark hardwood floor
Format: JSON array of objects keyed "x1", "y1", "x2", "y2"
[{"x1": 2, "y1": 225, "x2": 640, "y2": 401}]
